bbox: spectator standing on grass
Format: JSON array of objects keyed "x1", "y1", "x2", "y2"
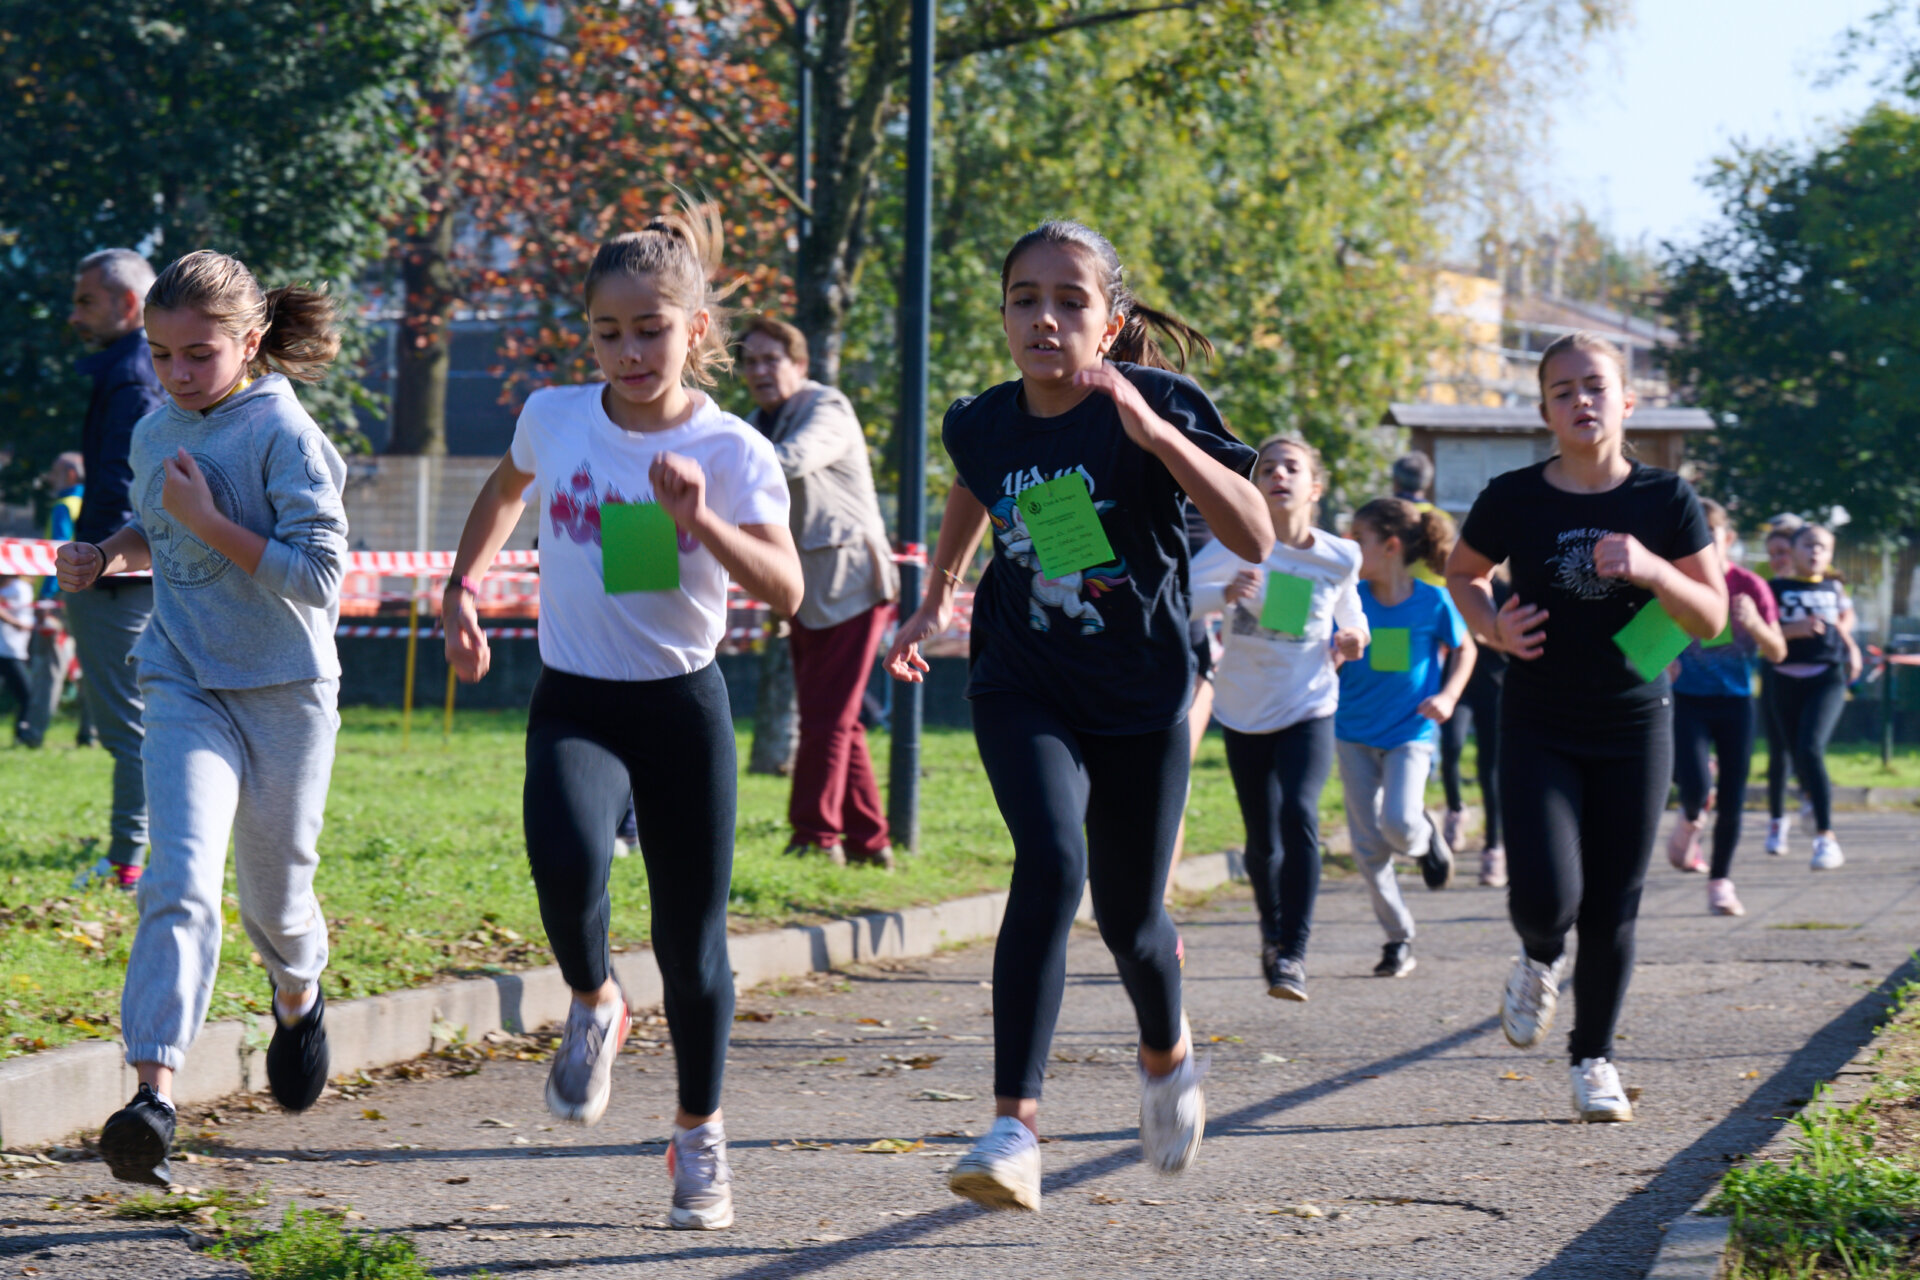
[
  {"x1": 0, "y1": 574, "x2": 32, "y2": 739},
  {"x1": 739, "y1": 315, "x2": 900, "y2": 870},
  {"x1": 64, "y1": 249, "x2": 166, "y2": 890},
  {"x1": 58, "y1": 250, "x2": 351, "y2": 1186},
  {"x1": 20, "y1": 452, "x2": 85, "y2": 749}
]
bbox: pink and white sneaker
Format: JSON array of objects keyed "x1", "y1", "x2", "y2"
[
  {"x1": 1707, "y1": 878, "x2": 1744, "y2": 917},
  {"x1": 1666, "y1": 815, "x2": 1706, "y2": 873}
]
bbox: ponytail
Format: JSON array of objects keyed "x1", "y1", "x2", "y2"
[
  {"x1": 1353, "y1": 496, "x2": 1455, "y2": 575},
  {"x1": 257, "y1": 286, "x2": 342, "y2": 384},
  {"x1": 584, "y1": 193, "x2": 740, "y2": 388}
]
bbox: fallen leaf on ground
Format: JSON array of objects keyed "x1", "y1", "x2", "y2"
[
  {"x1": 914, "y1": 1089, "x2": 974, "y2": 1102},
  {"x1": 734, "y1": 1011, "x2": 775, "y2": 1023},
  {"x1": 510, "y1": 1136, "x2": 531, "y2": 1145},
  {"x1": 1139, "y1": 1199, "x2": 1171, "y2": 1205},
  {"x1": 1498, "y1": 1070, "x2": 1529, "y2": 1081},
  {"x1": 361, "y1": 1110, "x2": 384, "y2": 1121},
  {"x1": 1625, "y1": 1087, "x2": 1644, "y2": 1102},
  {"x1": 256, "y1": 1157, "x2": 290, "y2": 1165},
  {"x1": 1271, "y1": 1204, "x2": 1324, "y2": 1218},
  {"x1": 1089, "y1": 1192, "x2": 1122, "y2": 1205},
  {"x1": 343, "y1": 1160, "x2": 378, "y2": 1168},
  {"x1": 856, "y1": 1018, "x2": 889, "y2": 1027},
  {"x1": 773, "y1": 1140, "x2": 834, "y2": 1151},
  {"x1": 884, "y1": 1054, "x2": 941, "y2": 1069},
  {"x1": 445, "y1": 1177, "x2": 470, "y2": 1185},
  {"x1": 1740, "y1": 1070, "x2": 1760, "y2": 1080},
  {"x1": 475, "y1": 1204, "x2": 510, "y2": 1212},
  {"x1": 1209, "y1": 1035, "x2": 1244, "y2": 1044},
  {"x1": 792, "y1": 1058, "x2": 848, "y2": 1067},
  {"x1": 856, "y1": 1138, "x2": 925, "y2": 1154},
  {"x1": 1259, "y1": 1053, "x2": 1290, "y2": 1064},
  {"x1": 477, "y1": 1118, "x2": 514, "y2": 1128},
  {"x1": 804, "y1": 1234, "x2": 846, "y2": 1242}
]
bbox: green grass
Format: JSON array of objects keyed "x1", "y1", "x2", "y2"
[
  {"x1": 211, "y1": 1205, "x2": 449, "y2": 1279},
  {"x1": 1750, "y1": 744, "x2": 1920, "y2": 792},
  {"x1": 0, "y1": 708, "x2": 1427, "y2": 1057},
  {"x1": 1713, "y1": 978, "x2": 1920, "y2": 1278}
]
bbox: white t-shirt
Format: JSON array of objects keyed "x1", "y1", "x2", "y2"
[
  {"x1": 0, "y1": 579, "x2": 30, "y2": 661},
  {"x1": 510, "y1": 385, "x2": 789, "y2": 682},
  {"x1": 1190, "y1": 528, "x2": 1367, "y2": 734}
]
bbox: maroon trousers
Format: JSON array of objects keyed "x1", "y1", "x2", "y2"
[{"x1": 787, "y1": 604, "x2": 894, "y2": 855}]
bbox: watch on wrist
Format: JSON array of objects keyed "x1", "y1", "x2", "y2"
[{"x1": 447, "y1": 574, "x2": 478, "y2": 598}]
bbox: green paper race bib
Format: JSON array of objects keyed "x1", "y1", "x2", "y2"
[
  {"x1": 600, "y1": 502, "x2": 680, "y2": 593},
  {"x1": 1020, "y1": 474, "x2": 1115, "y2": 579},
  {"x1": 1370, "y1": 627, "x2": 1412, "y2": 673},
  {"x1": 1260, "y1": 571, "x2": 1314, "y2": 635},
  {"x1": 1613, "y1": 599, "x2": 1693, "y2": 682}
]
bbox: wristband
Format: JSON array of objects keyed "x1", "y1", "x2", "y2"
[
  {"x1": 88, "y1": 544, "x2": 109, "y2": 582},
  {"x1": 446, "y1": 574, "x2": 479, "y2": 598},
  {"x1": 940, "y1": 567, "x2": 965, "y2": 589}
]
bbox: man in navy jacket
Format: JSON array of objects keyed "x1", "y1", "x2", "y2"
[{"x1": 65, "y1": 248, "x2": 165, "y2": 891}]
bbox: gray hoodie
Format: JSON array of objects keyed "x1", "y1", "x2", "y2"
[{"x1": 126, "y1": 374, "x2": 347, "y2": 689}]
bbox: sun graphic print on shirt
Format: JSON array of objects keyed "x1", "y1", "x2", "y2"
[
  {"x1": 1548, "y1": 527, "x2": 1622, "y2": 602},
  {"x1": 547, "y1": 461, "x2": 699, "y2": 554},
  {"x1": 987, "y1": 491, "x2": 1128, "y2": 636}
]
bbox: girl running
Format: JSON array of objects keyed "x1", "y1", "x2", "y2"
[
  {"x1": 443, "y1": 202, "x2": 801, "y2": 1231},
  {"x1": 1190, "y1": 435, "x2": 1365, "y2": 1002},
  {"x1": 1666, "y1": 500, "x2": 1786, "y2": 915},
  {"x1": 55, "y1": 251, "x2": 349, "y2": 1185},
  {"x1": 884, "y1": 219, "x2": 1270, "y2": 1211},
  {"x1": 1761, "y1": 520, "x2": 1803, "y2": 854},
  {"x1": 1769, "y1": 523, "x2": 1859, "y2": 871},
  {"x1": 1448, "y1": 331, "x2": 1725, "y2": 1124},
  {"x1": 1335, "y1": 498, "x2": 1473, "y2": 979}
]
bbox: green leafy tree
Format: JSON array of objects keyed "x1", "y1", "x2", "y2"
[
  {"x1": 0, "y1": 0, "x2": 463, "y2": 496},
  {"x1": 1663, "y1": 103, "x2": 1920, "y2": 542}
]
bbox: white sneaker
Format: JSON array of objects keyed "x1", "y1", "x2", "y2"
[
  {"x1": 1810, "y1": 834, "x2": 1845, "y2": 871},
  {"x1": 667, "y1": 1120, "x2": 733, "y2": 1229},
  {"x1": 1766, "y1": 817, "x2": 1791, "y2": 856},
  {"x1": 1138, "y1": 1018, "x2": 1205, "y2": 1175},
  {"x1": 544, "y1": 991, "x2": 630, "y2": 1125},
  {"x1": 948, "y1": 1115, "x2": 1042, "y2": 1212},
  {"x1": 1570, "y1": 1057, "x2": 1633, "y2": 1123},
  {"x1": 1501, "y1": 953, "x2": 1566, "y2": 1049}
]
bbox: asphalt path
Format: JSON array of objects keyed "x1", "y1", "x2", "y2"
[{"x1": 4, "y1": 810, "x2": 1918, "y2": 1279}]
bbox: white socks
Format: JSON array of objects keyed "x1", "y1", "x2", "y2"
[{"x1": 275, "y1": 985, "x2": 318, "y2": 1028}]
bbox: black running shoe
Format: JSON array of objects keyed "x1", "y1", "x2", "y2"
[
  {"x1": 99, "y1": 1083, "x2": 174, "y2": 1186},
  {"x1": 1263, "y1": 946, "x2": 1308, "y2": 1001},
  {"x1": 1374, "y1": 941, "x2": 1417, "y2": 978},
  {"x1": 1418, "y1": 816, "x2": 1454, "y2": 890},
  {"x1": 267, "y1": 984, "x2": 331, "y2": 1112}
]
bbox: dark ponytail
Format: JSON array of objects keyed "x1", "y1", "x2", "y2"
[
  {"x1": 1354, "y1": 497, "x2": 1455, "y2": 576},
  {"x1": 1000, "y1": 220, "x2": 1214, "y2": 373}
]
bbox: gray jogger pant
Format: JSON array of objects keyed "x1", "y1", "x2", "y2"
[
  {"x1": 1335, "y1": 738, "x2": 1434, "y2": 945},
  {"x1": 64, "y1": 582, "x2": 152, "y2": 867},
  {"x1": 122, "y1": 663, "x2": 337, "y2": 1070}
]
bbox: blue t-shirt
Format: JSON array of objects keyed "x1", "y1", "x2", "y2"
[{"x1": 1335, "y1": 579, "x2": 1468, "y2": 749}]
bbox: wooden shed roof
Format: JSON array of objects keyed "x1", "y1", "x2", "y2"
[{"x1": 1381, "y1": 403, "x2": 1713, "y2": 433}]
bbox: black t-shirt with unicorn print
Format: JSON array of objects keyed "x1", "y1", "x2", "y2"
[{"x1": 943, "y1": 362, "x2": 1256, "y2": 735}]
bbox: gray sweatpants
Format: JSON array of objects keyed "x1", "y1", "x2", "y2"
[
  {"x1": 1335, "y1": 738, "x2": 1434, "y2": 945},
  {"x1": 64, "y1": 582, "x2": 152, "y2": 867},
  {"x1": 122, "y1": 662, "x2": 337, "y2": 1070}
]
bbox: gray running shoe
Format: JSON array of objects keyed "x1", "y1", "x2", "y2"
[
  {"x1": 948, "y1": 1115, "x2": 1042, "y2": 1211},
  {"x1": 668, "y1": 1121, "x2": 734, "y2": 1229},
  {"x1": 544, "y1": 991, "x2": 630, "y2": 1126},
  {"x1": 1262, "y1": 946, "x2": 1307, "y2": 1001},
  {"x1": 1374, "y1": 941, "x2": 1416, "y2": 978},
  {"x1": 1138, "y1": 1018, "x2": 1205, "y2": 1176}
]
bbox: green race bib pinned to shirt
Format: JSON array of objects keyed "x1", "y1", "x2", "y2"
[
  {"x1": 1370, "y1": 627, "x2": 1412, "y2": 673},
  {"x1": 1613, "y1": 599, "x2": 1693, "y2": 682},
  {"x1": 1020, "y1": 474, "x2": 1116, "y2": 579},
  {"x1": 1260, "y1": 571, "x2": 1314, "y2": 635},
  {"x1": 600, "y1": 502, "x2": 680, "y2": 593}
]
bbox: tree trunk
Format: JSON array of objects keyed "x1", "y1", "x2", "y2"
[
  {"x1": 388, "y1": 198, "x2": 455, "y2": 455},
  {"x1": 748, "y1": 632, "x2": 801, "y2": 775}
]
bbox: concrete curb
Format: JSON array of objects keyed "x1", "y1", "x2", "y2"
[
  {"x1": 0, "y1": 850, "x2": 1246, "y2": 1151},
  {"x1": 1643, "y1": 1015, "x2": 1901, "y2": 1278}
]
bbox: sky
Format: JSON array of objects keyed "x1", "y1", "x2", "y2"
[{"x1": 1544, "y1": 0, "x2": 1894, "y2": 250}]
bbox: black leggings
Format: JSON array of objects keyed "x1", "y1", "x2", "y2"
[
  {"x1": 1762, "y1": 668, "x2": 1793, "y2": 820},
  {"x1": 1501, "y1": 697, "x2": 1670, "y2": 1064},
  {"x1": 1672, "y1": 694, "x2": 1755, "y2": 880},
  {"x1": 972, "y1": 693, "x2": 1187, "y2": 1101},
  {"x1": 524, "y1": 663, "x2": 736, "y2": 1116},
  {"x1": 1439, "y1": 667, "x2": 1504, "y2": 846},
  {"x1": 1222, "y1": 717, "x2": 1332, "y2": 960},
  {"x1": 1771, "y1": 666, "x2": 1847, "y2": 832}
]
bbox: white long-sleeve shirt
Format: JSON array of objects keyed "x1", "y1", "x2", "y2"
[{"x1": 1190, "y1": 528, "x2": 1367, "y2": 734}]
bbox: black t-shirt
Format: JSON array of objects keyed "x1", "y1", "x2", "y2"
[
  {"x1": 1770, "y1": 577, "x2": 1849, "y2": 668},
  {"x1": 944, "y1": 362, "x2": 1256, "y2": 734},
  {"x1": 1457, "y1": 460, "x2": 1712, "y2": 712}
]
